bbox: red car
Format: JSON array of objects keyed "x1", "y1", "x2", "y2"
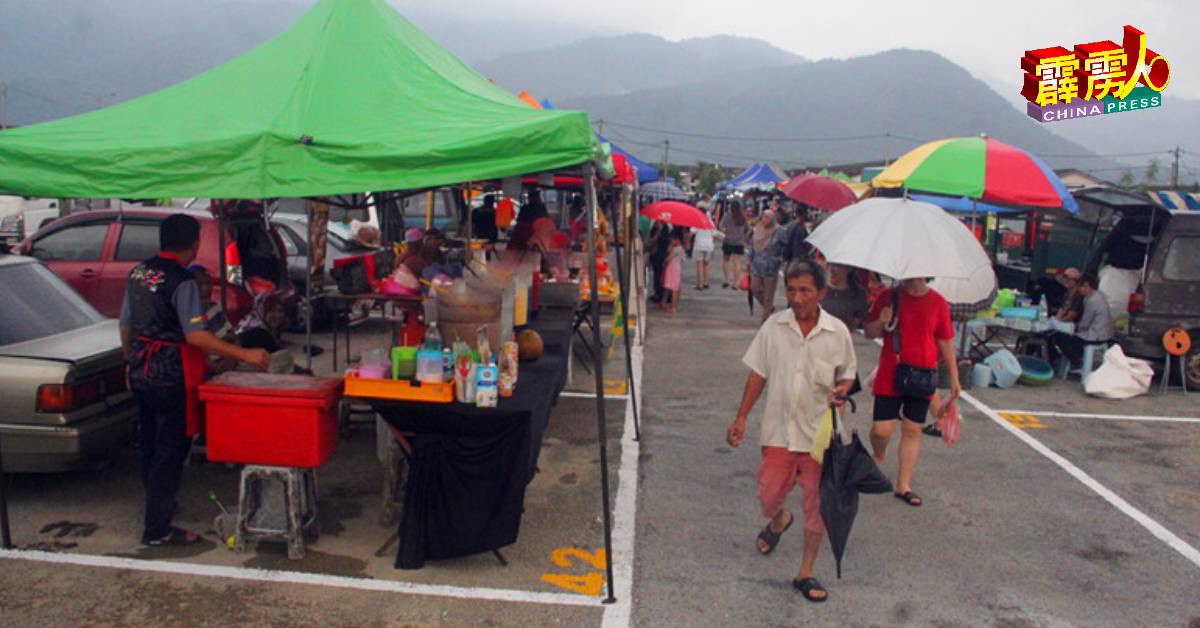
[{"x1": 20, "y1": 207, "x2": 294, "y2": 325}]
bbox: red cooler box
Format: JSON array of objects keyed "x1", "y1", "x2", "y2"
[{"x1": 199, "y1": 372, "x2": 344, "y2": 468}]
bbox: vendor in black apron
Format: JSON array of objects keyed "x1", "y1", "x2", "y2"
[{"x1": 119, "y1": 214, "x2": 270, "y2": 546}]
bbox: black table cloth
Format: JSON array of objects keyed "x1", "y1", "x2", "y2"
[{"x1": 369, "y1": 315, "x2": 570, "y2": 569}]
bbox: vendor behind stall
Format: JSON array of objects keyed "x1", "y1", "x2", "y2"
[
  {"x1": 119, "y1": 214, "x2": 270, "y2": 546},
  {"x1": 472, "y1": 195, "x2": 500, "y2": 244},
  {"x1": 401, "y1": 228, "x2": 444, "y2": 276}
]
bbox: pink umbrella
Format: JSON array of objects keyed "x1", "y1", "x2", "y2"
[
  {"x1": 640, "y1": 201, "x2": 714, "y2": 229},
  {"x1": 780, "y1": 174, "x2": 858, "y2": 211}
]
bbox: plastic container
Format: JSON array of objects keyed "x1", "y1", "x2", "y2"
[
  {"x1": 416, "y1": 348, "x2": 444, "y2": 383},
  {"x1": 999, "y1": 306, "x2": 1039, "y2": 320},
  {"x1": 972, "y1": 363, "x2": 993, "y2": 388},
  {"x1": 199, "y1": 372, "x2": 343, "y2": 468},
  {"x1": 344, "y1": 371, "x2": 454, "y2": 403},
  {"x1": 984, "y1": 349, "x2": 1022, "y2": 389},
  {"x1": 1017, "y1": 355, "x2": 1056, "y2": 386},
  {"x1": 391, "y1": 346, "x2": 418, "y2": 380}
]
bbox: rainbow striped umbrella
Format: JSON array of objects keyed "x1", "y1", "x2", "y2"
[{"x1": 872, "y1": 136, "x2": 1078, "y2": 214}]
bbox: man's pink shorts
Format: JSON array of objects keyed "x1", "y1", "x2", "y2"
[{"x1": 757, "y1": 446, "x2": 825, "y2": 534}]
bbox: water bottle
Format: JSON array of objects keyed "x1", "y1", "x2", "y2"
[
  {"x1": 424, "y1": 321, "x2": 442, "y2": 351},
  {"x1": 1038, "y1": 295, "x2": 1049, "y2": 320}
]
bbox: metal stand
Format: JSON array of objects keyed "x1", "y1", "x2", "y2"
[
  {"x1": 585, "y1": 166, "x2": 618, "y2": 604},
  {"x1": 1161, "y1": 355, "x2": 1189, "y2": 395},
  {"x1": 611, "y1": 189, "x2": 640, "y2": 441}
]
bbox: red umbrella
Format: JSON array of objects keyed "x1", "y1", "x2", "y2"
[
  {"x1": 640, "y1": 201, "x2": 714, "y2": 229},
  {"x1": 780, "y1": 174, "x2": 858, "y2": 211}
]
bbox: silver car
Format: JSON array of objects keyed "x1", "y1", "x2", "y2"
[{"x1": 0, "y1": 255, "x2": 136, "y2": 472}]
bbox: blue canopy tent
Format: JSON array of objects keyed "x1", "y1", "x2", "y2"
[
  {"x1": 909, "y1": 193, "x2": 1022, "y2": 214},
  {"x1": 539, "y1": 99, "x2": 659, "y2": 183},
  {"x1": 720, "y1": 162, "x2": 787, "y2": 192}
]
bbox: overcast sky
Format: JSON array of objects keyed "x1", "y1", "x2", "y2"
[{"x1": 408, "y1": 0, "x2": 1198, "y2": 101}]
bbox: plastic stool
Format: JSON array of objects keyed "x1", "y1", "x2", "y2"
[
  {"x1": 1079, "y1": 343, "x2": 1106, "y2": 384},
  {"x1": 234, "y1": 465, "x2": 320, "y2": 559},
  {"x1": 1057, "y1": 342, "x2": 1107, "y2": 382}
]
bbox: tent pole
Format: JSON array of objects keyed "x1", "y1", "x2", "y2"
[
  {"x1": 632, "y1": 191, "x2": 645, "y2": 346},
  {"x1": 216, "y1": 201, "x2": 229, "y2": 319},
  {"x1": 305, "y1": 199, "x2": 314, "y2": 371},
  {"x1": 612, "y1": 185, "x2": 641, "y2": 441},
  {"x1": 585, "y1": 164, "x2": 617, "y2": 604}
]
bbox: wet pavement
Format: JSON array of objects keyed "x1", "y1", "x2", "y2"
[{"x1": 2, "y1": 262, "x2": 1199, "y2": 626}]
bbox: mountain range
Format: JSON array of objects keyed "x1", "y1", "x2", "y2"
[{"x1": 1, "y1": 1, "x2": 1194, "y2": 184}]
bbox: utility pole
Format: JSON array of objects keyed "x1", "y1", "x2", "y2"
[
  {"x1": 661, "y1": 140, "x2": 670, "y2": 180},
  {"x1": 0, "y1": 81, "x2": 6, "y2": 129},
  {"x1": 1171, "y1": 146, "x2": 1181, "y2": 189}
]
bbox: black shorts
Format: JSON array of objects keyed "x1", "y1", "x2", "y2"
[
  {"x1": 722, "y1": 243, "x2": 745, "y2": 256},
  {"x1": 873, "y1": 395, "x2": 931, "y2": 424}
]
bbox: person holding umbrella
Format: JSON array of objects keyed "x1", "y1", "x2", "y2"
[
  {"x1": 863, "y1": 278, "x2": 961, "y2": 507},
  {"x1": 726, "y1": 261, "x2": 858, "y2": 602}
]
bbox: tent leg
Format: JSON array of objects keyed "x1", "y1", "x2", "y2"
[
  {"x1": 585, "y1": 166, "x2": 617, "y2": 604},
  {"x1": 305, "y1": 199, "x2": 314, "y2": 371},
  {"x1": 612, "y1": 193, "x2": 640, "y2": 442}
]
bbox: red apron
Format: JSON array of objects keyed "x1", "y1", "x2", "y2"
[{"x1": 139, "y1": 337, "x2": 208, "y2": 437}]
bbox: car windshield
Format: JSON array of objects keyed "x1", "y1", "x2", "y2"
[{"x1": 0, "y1": 262, "x2": 105, "y2": 346}]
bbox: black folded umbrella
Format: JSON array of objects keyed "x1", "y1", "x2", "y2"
[{"x1": 819, "y1": 399, "x2": 892, "y2": 578}]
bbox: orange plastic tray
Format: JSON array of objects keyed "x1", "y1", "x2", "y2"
[{"x1": 344, "y1": 372, "x2": 454, "y2": 403}]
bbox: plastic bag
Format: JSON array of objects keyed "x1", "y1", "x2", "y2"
[
  {"x1": 809, "y1": 408, "x2": 834, "y2": 464},
  {"x1": 1084, "y1": 345, "x2": 1154, "y2": 399},
  {"x1": 739, "y1": 272, "x2": 750, "y2": 291},
  {"x1": 939, "y1": 399, "x2": 960, "y2": 447}
]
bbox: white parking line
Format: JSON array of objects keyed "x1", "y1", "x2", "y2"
[
  {"x1": 994, "y1": 410, "x2": 1200, "y2": 424},
  {"x1": 601, "y1": 341, "x2": 642, "y2": 628},
  {"x1": 0, "y1": 549, "x2": 598, "y2": 606},
  {"x1": 960, "y1": 392, "x2": 1200, "y2": 570}
]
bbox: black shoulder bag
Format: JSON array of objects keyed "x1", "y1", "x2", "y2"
[{"x1": 891, "y1": 287, "x2": 939, "y2": 398}]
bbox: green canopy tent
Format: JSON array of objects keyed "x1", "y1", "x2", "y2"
[
  {"x1": 0, "y1": 0, "x2": 597, "y2": 199},
  {"x1": 0, "y1": 0, "x2": 621, "y2": 602}
]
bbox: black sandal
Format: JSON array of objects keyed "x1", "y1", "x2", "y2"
[
  {"x1": 894, "y1": 491, "x2": 923, "y2": 507},
  {"x1": 922, "y1": 424, "x2": 943, "y2": 437},
  {"x1": 755, "y1": 511, "x2": 794, "y2": 554},
  {"x1": 142, "y1": 526, "x2": 202, "y2": 546},
  {"x1": 792, "y1": 577, "x2": 828, "y2": 602}
]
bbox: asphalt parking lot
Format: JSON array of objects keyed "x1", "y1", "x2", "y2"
[{"x1": 1, "y1": 267, "x2": 1198, "y2": 626}]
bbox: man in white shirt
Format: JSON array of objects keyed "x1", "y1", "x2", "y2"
[{"x1": 726, "y1": 261, "x2": 857, "y2": 603}]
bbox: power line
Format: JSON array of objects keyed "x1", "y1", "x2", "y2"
[{"x1": 596, "y1": 119, "x2": 928, "y2": 145}]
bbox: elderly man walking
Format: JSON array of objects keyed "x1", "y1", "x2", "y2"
[{"x1": 726, "y1": 261, "x2": 858, "y2": 603}]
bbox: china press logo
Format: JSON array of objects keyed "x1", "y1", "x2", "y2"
[{"x1": 1021, "y1": 25, "x2": 1170, "y2": 123}]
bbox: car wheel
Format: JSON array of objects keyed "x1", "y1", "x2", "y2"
[{"x1": 1185, "y1": 331, "x2": 1200, "y2": 390}]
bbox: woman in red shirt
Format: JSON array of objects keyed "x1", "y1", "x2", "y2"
[{"x1": 864, "y1": 278, "x2": 961, "y2": 507}]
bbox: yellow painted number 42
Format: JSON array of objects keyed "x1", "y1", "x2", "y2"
[{"x1": 541, "y1": 548, "x2": 607, "y2": 596}]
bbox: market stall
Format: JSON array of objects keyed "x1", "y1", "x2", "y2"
[{"x1": 0, "y1": 0, "x2": 635, "y2": 601}]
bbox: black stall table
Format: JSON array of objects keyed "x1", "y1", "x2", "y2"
[{"x1": 367, "y1": 318, "x2": 569, "y2": 569}]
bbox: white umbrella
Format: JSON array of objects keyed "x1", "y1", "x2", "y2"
[
  {"x1": 930, "y1": 264, "x2": 998, "y2": 317},
  {"x1": 807, "y1": 197, "x2": 991, "y2": 280}
]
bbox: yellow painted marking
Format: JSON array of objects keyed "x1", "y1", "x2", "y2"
[
  {"x1": 603, "y1": 380, "x2": 628, "y2": 395},
  {"x1": 999, "y1": 412, "x2": 1048, "y2": 430},
  {"x1": 542, "y1": 548, "x2": 607, "y2": 596},
  {"x1": 540, "y1": 572, "x2": 606, "y2": 596},
  {"x1": 550, "y1": 547, "x2": 607, "y2": 570}
]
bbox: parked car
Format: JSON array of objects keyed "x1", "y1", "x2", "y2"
[
  {"x1": 0, "y1": 198, "x2": 63, "y2": 245},
  {"x1": 0, "y1": 255, "x2": 136, "y2": 472},
  {"x1": 1111, "y1": 209, "x2": 1200, "y2": 386},
  {"x1": 19, "y1": 207, "x2": 294, "y2": 326}
]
